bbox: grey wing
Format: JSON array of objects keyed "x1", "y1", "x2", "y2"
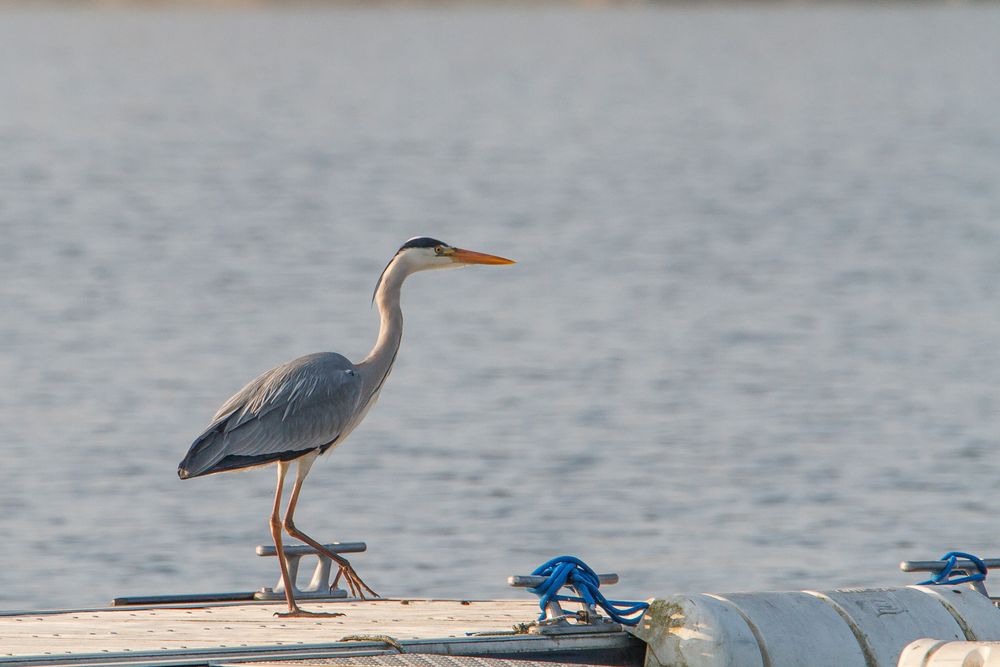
[{"x1": 178, "y1": 353, "x2": 364, "y2": 479}]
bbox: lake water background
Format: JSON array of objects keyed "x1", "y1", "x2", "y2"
[{"x1": 2, "y1": 3, "x2": 1000, "y2": 611}]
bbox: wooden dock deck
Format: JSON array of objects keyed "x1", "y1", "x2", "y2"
[{"x1": 0, "y1": 599, "x2": 644, "y2": 667}]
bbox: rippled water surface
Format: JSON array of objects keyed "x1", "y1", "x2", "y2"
[{"x1": 2, "y1": 4, "x2": 1000, "y2": 611}]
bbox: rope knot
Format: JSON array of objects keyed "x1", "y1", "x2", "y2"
[
  {"x1": 527, "y1": 556, "x2": 648, "y2": 626},
  {"x1": 918, "y1": 551, "x2": 988, "y2": 586}
]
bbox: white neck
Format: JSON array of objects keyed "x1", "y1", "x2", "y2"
[{"x1": 358, "y1": 256, "x2": 409, "y2": 397}]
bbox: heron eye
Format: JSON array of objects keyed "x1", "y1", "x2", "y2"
[{"x1": 434, "y1": 246, "x2": 444, "y2": 255}]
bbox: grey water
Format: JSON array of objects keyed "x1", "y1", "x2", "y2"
[{"x1": 2, "y1": 3, "x2": 1000, "y2": 612}]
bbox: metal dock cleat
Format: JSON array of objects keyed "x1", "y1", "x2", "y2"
[
  {"x1": 255, "y1": 541, "x2": 367, "y2": 601},
  {"x1": 509, "y1": 570, "x2": 626, "y2": 634},
  {"x1": 900, "y1": 551, "x2": 997, "y2": 599}
]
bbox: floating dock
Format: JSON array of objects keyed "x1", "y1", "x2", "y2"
[
  {"x1": 0, "y1": 598, "x2": 642, "y2": 667},
  {"x1": 9, "y1": 552, "x2": 1000, "y2": 667}
]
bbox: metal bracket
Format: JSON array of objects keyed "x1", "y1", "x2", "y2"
[
  {"x1": 255, "y1": 542, "x2": 366, "y2": 601},
  {"x1": 508, "y1": 572, "x2": 621, "y2": 634}
]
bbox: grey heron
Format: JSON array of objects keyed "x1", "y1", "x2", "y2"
[{"x1": 177, "y1": 237, "x2": 515, "y2": 617}]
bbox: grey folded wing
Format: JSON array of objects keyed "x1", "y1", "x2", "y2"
[{"x1": 178, "y1": 352, "x2": 365, "y2": 479}]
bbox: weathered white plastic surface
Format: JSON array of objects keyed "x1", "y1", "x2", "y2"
[
  {"x1": 630, "y1": 586, "x2": 1000, "y2": 667},
  {"x1": 898, "y1": 638, "x2": 1000, "y2": 666}
]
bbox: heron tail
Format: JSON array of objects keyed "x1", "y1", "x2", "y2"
[{"x1": 177, "y1": 420, "x2": 229, "y2": 479}]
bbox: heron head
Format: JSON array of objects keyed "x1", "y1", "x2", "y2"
[
  {"x1": 373, "y1": 237, "x2": 515, "y2": 303},
  {"x1": 396, "y1": 236, "x2": 516, "y2": 270}
]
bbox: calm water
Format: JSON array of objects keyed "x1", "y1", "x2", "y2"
[{"x1": 2, "y1": 4, "x2": 1000, "y2": 611}]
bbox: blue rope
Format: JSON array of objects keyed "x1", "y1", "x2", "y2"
[
  {"x1": 918, "y1": 551, "x2": 988, "y2": 586},
  {"x1": 527, "y1": 556, "x2": 649, "y2": 626}
]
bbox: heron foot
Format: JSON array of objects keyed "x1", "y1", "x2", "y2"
[
  {"x1": 277, "y1": 524, "x2": 380, "y2": 599},
  {"x1": 274, "y1": 608, "x2": 346, "y2": 618},
  {"x1": 333, "y1": 560, "x2": 380, "y2": 599}
]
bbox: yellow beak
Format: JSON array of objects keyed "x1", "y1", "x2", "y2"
[{"x1": 451, "y1": 248, "x2": 516, "y2": 265}]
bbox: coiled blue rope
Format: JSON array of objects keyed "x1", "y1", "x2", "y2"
[
  {"x1": 527, "y1": 556, "x2": 649, "y2": 626},
  {"x1": 918, "y1": 551, "x2": 987, "y2": 586}
]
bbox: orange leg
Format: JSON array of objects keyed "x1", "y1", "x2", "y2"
[
  {"x1": 271, "y1": 461, "x2": 345, "y2": 618},
  {"x1": 283, "y1": 462, "x2": 378, "y2": 599},
  {"x1": 268, "y1": 462, "x2": 301, "y2": 615}
]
